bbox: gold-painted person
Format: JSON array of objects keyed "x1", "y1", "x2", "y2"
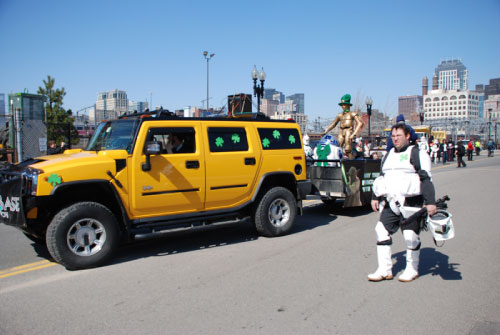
[{"x1": 323, "y1": 94, "x2": 364, "y2": 159}]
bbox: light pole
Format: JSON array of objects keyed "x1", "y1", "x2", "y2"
[
  {"x1": 365, "y1": 97, "x2": 372, "y2": 136},
  {"x1": 488, "y1": 113, "x2": 492, "y2": 141},
  {"x1": 203, "y1": 51, "x2": 215, "y2": 114},
  {"x1": 495, "y1": 122, "x2": 498, "y2": 146},
  {"x1": 251, "y1": 65, "x2": 266, "y2": 114}
]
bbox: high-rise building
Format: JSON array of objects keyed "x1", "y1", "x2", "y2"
[
  {"x1": 263, "y1": 88, "x2": 284, "y2": 103},
  {"x1": 286, "y1": 93, "x2": 305, "y2": 114},
  {"x1": 277, "y1": 100, "x2": 296, "y2": 114},
  {"x1": 483, "y1": 78, "x2": 500, "y2": 99},
  {"x1": 96, "y1": 90, "x2": 128, "y2": 117},
  {"x1": 260, "y1": 98, "x2": 279, "y2": 117},
  {"x1": 435, "y1": 59, "x2": 468, "y2": 91},
  {"x1": 398, "y1": 95, "x2": 423, "y2": 122},
  {"x1": 128, "y1": 100, "x2": 149, "y2": 114}
]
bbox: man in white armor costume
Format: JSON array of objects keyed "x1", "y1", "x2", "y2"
[{"x1": 369, "y1": 123, "x2": 437, "y2": 282}]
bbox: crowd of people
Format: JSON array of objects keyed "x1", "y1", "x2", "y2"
[{"x1": 420, "y1": 137, "x2": 495, "y2": 168}]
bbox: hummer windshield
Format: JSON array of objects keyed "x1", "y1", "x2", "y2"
[{"x1": 86, "y1": 119, "x2": 140, "y2": 153}]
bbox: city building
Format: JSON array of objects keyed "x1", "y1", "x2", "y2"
[
  {"x1": 96, "y1": 89, "x2": 129, "y2": 116},
  {"x1": 485, "y1": 78, "x2": 500, "y2": 98},
  {"x1": 286, "y1": 93, "x2": 305, "y2": 114},
  {"x1": 271, "y1": 111, "x2": 308, "y2": 134},
  {"x1": 277, "y1": 100, "x2": 296, "y2": 114},
  {"x1": 484, "y1": 94, "x2": 500, "y2": 120},
  {"x1": 435, "y1": 59, "x2": 468, "y2": 91},
  {"x1": 423, "y1": 60, "x2": 483, "y2": 122},
  {"x1": 423, "y1": 90, "x2": 482, "y2": 121},
  {"x1": 260, "y1": 98, "x2": 279, "y2": 117},
  {"x1": 128, "y1": 100, "x2": 149, "y2": 114},
  {"x1": 264, "y1": 88, "x2": 284, "y2": 103},
  {"x1": 398, "y1": 95, "x2": 423, "y2": 122}
]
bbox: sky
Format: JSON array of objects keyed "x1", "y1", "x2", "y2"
[{"x1": 1, "y1": 0, "x2": 500, "y2": 120}]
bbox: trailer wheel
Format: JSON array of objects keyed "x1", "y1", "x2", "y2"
[
  {"x1": 46, "y1": 202, "x2": 119, "y2": 270},
  {"x1": 254, "y1": 187, "x2": 297, "y2": 237}
]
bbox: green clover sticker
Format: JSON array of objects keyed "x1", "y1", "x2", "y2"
[
  {"x1": 262, "y1": 138, "x2": 270, "y2": 148},
  {"x1": 288, "y1": 135, "x2": 296, "y2": 144},
  {"x1": 231, "y1": 134, "x2": 240, "y2": 144},
  {"x1": 400, "y1": 153, "x2": 409, "y2": 162},
  {"x1": 47, "y1": 173, "x2": 62, "y2": 187},
  {"x1": 273, "y1": 130, "x2": 280, "y2": 139},
  {"x1": 215, "y1": 137, "x2": 224, "y2": 147}
]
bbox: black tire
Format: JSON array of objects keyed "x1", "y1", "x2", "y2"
[
  {"x1": 46, "y1": 202, "x2": 119, "y2": 270},
  {"x1": 254, "y1": 187, "x2": 297, "y2": 237}
]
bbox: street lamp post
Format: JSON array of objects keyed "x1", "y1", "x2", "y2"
[
  {"x1": 495, "y1": 122, "x2": 498, "y2": 146},
  {"x1": 203, "y1": 51, "x2": 215, "y2": 114},
  {"x1": 365, "y1": 97, "x2": 372, "y2": 136},
  {"x1": 252, "y1": 65, "x2": 266, "y2": 114},
  {"x1": 488, "y1": 114, "x2": 492, "y2": 141}
]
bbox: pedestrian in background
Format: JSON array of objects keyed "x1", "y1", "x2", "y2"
[
  {"x1": 430, "y1": 140, "x2": 439, "y2": 163},
  {"x1": 447, "y1": 140, "x2": 455, "y2": 162},
  {"x1": 456, "y1": 141, "x2": 466, "y2": 168},
  {"x1": 441, "y1": 139, "x2": 448, "y2": 164},
  {"x1": 467, "y1": 140, "x2": 474, "y2": 161},
  {"x1": 475, "y1": 140, "x2": 481, "y2": 156}
]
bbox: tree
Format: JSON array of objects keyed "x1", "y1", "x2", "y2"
[{"x1": 38, "y1": 75, "x2": 79, "y2": 146}]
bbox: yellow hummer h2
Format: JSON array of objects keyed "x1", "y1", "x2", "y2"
[{"x1": 0, "y1": 110, "x2": 311, "y2": 269}]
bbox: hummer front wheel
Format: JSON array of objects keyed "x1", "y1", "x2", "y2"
[{"x1": 46, "y1": 202, "x2": 119, "y2": 270}]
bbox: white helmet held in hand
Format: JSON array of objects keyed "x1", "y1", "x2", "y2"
[{"x1": 427, "y1": 209, "x2": 455, "y2": 242}]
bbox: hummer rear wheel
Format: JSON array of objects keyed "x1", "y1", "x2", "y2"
[{"x1": 254, "y1": 187, "x2": 297, "y2": 237}]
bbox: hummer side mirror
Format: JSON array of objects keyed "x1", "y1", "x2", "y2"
[{"x1": 142, "y1": 141, "x2": 162, "y2": 171}]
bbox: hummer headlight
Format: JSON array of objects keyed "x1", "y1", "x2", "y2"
[{"x1": 24, "y1": 168, "x2": 44, "y2": 196}]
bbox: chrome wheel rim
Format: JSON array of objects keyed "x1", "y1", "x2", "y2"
[
  {"x1": 268, "y1": 198, "x2": 290, "y2": 227},
  {"x1": 67, "y1": 219, "x2": 106, "y2": 256}
]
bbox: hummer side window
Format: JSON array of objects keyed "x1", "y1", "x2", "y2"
[
  {"x1": 146, "y1": 127, "x2": 196, "y2": 154},
  {"x1": 257, "y1": 128, "x2": 302, "y2": 150},
  {"x1": 208, "y1": 127, "x2": 249, "y2": 152}
]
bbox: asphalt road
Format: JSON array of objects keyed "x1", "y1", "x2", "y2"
[{"x1": 1, "y1": 154, "x2": 500, "y2": 335}]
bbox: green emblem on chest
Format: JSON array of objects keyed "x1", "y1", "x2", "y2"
[
  {"x1": 316, "y1": 145, "x2": 332, "y2": 166},
  {"x1": 400, "y1": 153, "x2": 409, "y2": 162}
]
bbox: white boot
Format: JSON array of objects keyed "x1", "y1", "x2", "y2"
[
  {"x1": 368, "y1": 245, "x2": 393, "y2": 282},
  {"x1": 399, "y1": 249, "x2": 420, "y2": 282}
]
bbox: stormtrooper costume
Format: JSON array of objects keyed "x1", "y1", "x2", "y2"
[
  {"x1": 369, "y1": 143, "x2": 436, "y2": 282},
  {"x1": 303, "y1": 134, "x2": 313, "y2": 159}
]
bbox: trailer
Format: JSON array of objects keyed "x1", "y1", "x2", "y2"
[{"x1": 307, "y1": 158, "x2": 382, "y2": 207}]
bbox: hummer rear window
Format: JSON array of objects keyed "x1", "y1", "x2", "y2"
[
  {"x1": 208, "y1": 127, "x2": 249, "y2": 152},
  {"x1": 257, "y1": 128, "x2": 302, "y2": 150}
]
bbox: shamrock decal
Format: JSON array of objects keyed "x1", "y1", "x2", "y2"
[
  {"x1": 288, "y1": 135, "x2": 296, "y2": 144},
  {"x1": 400, "y1": 153, "x2": 409, "y2": 162},
  {"x1": 273, "y1": 130, "x2": 281, "y2": 139},
  {"x1": 262, "y1": 138, "x2": 270, "y2": 148},
  {"x1": 215, "y1": 137, "x2": 224, "y2": 147},
  {"x1": 231, "y1": 134, "x2": 240, "y2": 143},
  {"x1": 47, "y1": 173, "x2": 62, "y2": 187}
]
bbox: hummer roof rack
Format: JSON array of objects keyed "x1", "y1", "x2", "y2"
[{"x1": 119, "y1": 107, "x2": 177, "y2": 120}]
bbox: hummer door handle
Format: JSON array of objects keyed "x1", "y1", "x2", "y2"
[
  {"x1": 245, "y1": 157, "x2": 256, "y2": 165},
  {"x1": 185, "y1": 160, "x2": 200, "y2": 169}
]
